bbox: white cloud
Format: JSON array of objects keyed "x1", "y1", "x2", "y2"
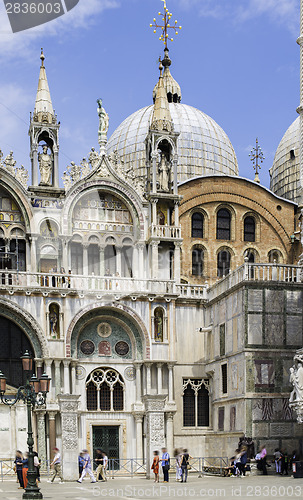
[
  {"x1": 178, "y1": 0, "x2": 299, "y2": 34},
  {"x1": 0, "y1": 0, "x2": 119, "y2": 62}
]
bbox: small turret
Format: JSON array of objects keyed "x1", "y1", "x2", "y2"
[{"x1": 29, "y1": 49, "x2": 60, "y2": 189}]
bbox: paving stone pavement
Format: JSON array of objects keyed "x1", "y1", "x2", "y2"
[{"x1": 0, "y1": 474, "x2": 302, "y2": 500}]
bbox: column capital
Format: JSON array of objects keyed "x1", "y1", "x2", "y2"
[
  {"x1": 157, "y1": 362, "x2": 163, "y2": 368},
  {"x1": 44, "y1": 359, "x2": 52, "y2": 368},
  {"x1": 134, "y1": 413, "x2": 144, "y2": 423},
  {"x1": 133, "y1": 361, "x2": 143, "y2": 369},
  {"x1": 166, "y1": 411, "x2": 175, "y2": 420},
  {"x1": 54, "y1": 359, "x2": 61, "y2": 368},
  {"x1": 34, "y1": 358, "x2": 43, "y2": 367},
  {"x1": 151, "y1": 198, "x2": 158, "y2": 205},
  {"x1": 35, "y1": 409, "x2": 46, "y2": 417},
  {"x1": 167, "y1": 361, "x2": 177, "y2": 369},
  {"x1": 48, "y1": 411, "x2": 57, "y2": 420},
  {"x1": 63, "y1": 359, "x2": 70, "y2": 367}
]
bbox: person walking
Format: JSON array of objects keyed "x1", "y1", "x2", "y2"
[
  {"x1": 33, "y1": 452, "x2": 41, "y2": 485},
  {"x1": 95, "y1": 449, "x2": 105, "y2": 482},
  {"x1": 151, "y1": 450, "x2": 160, "y2": 482},
  {"x1": 102, "y1": 452, "x2": 108, "y2": 481},
  {"x1": 161, "y1": 447, "x2": 170, "y2": 483},
  {"x1": 281, "y1": 451, "x2": 289, "y2": 475},
  {"x1": 174, "y1": 449, "x2": 182, "y2": 481},
  {"x1": 274, "y1": 448, "x2": 282, "y2": 474},
  {"x1": 14, "y1": 450, "x2": 24, "y2": 489},
  {"x1": 77, "y1": 449, "x2": 96, "y2": 483},
  {"x1": 48, "y1": 447, "x2": 64, "y2": 483},
  {"x1": 78, "y1": 452, "x2": 85, "y2": 478},
  {"x1": 239, "y1": 446, "x2": 248, "y2": 476},
  {"x1": 180, "y1": 449, "x2": 193, "y2": 483},
  {"x1": 260, "y1": 445, "x2": 267, "y2": 475},
  {"x1": 22, "y1": 452, "x2": 29, "y2": 489}
]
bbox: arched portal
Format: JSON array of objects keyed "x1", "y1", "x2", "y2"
[{"x1": 67, "y1": 302, "x2": 150, "y2": 359}]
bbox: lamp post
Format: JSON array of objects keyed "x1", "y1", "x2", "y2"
[{"x1": 0, "y1": 350, "x2": 51, "y2": 500}]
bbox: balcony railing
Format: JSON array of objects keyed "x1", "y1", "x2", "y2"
[
  {"x1": 208, "y1": 262, "x2": 301, "y2": 300},
  {"x1": 148, "y1": 224, "x2": 181, "y2": 240},
  {"x1": 0, "y1": 270, "x2": 208, "y2": 299}
]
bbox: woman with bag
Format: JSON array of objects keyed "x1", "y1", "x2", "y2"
[
  {"x1": 180, "y1": 449, "x2": 193, "y2": 483},
  {"x1": 14, "y1": 450, "x2": 24, "y2": 489}
]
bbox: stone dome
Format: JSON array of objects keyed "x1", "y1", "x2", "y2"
[
  {"x1": 270, "y1": 117, "x2": 300, "y2": 203},
  {"x1": 107, "y1": 103, "x2": 239, "y2": 184}
]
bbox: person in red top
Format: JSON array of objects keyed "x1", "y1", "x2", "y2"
[{"x1": 151, "y1": 450, "x2": 160, "y2": 483}]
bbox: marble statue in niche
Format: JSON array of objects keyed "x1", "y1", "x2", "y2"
[
  {"x1": 38, "y1": 145, "x2": 52, "y2": 186},
  {"x1": 49, "y1": 303, "x2": 59, "y2": 338},
  {"x1": 154, "y1": 308, "x2": 163, "y2": 342}
]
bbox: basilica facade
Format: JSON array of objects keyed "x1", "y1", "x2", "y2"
[{"x1": 1, "y1": 3, "x2": 303, "y2": 480}]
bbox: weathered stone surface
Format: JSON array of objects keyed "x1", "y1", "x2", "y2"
[
  {"x1": 248, "y1": 313, "x2": 263, "y2": 344},
  {"x1": 286, "y1": 316, "x2": 302, "y2": 345},
  {"x1": 265, "y1": 314, "x2": 284, "y2": 345},
  {"x1": 270, "y1": 423, "x2": 292, "y2": 437},
  {"x1": 265, "y1": 290, "x2": 284, "y2": 312},
  {"x1": 248, "y1": 289, "x2": 263, "y2": 312}
]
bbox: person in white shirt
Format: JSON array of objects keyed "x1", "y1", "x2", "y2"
[
  {"x1": 77, "y1": 449, "x2": 96, "y2": 483},
  {"x1": 102, "y1": 453, "x2": 108, "y2": 481},
  {"x1": 48, "y1": 447, "x2": 64, "y2": 484}
]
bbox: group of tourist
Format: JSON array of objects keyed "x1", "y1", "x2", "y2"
[
  {"x1": 14, "y1": 450, "x2": 41, "y2": 489},
  {"x1": 227, "y1": 444, "x2": 298, "y2": 477},
  {"x1": 77, "y1": 449, "x2": 108, "y2": 483},
  {"x1": 151, "y1": 447, "x2": 193, "y2": 483}
]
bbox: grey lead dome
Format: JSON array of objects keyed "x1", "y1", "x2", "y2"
[
  {"x1": 107, "y1": 103, "x2": 239, "y2": 184},
  {"x1": 270, "y1": 117, "x2": 300, "y2": 203}
]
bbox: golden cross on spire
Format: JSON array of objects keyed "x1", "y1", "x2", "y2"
[
  {"x1": 150, "y1": 0, "x2": 182, "y2": 48},
  {"x1": 249, "y1": 138, "x2": 265, "y2": 183}
]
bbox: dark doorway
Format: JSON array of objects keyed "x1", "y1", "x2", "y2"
[{"x1": 93, "y1": 426, "x2": 119, "y2": 469}]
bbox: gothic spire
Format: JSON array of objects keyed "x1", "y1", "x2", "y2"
[
  {"x1": 151, "y1": 58, "x2": 174, "y2": 132},
  {"x1": 33, "y1": 48, "x2": 55, "y2": 124}
]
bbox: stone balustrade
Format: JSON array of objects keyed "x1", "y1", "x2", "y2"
[{"x1": 148, "y1": 224, "x2": 181, "y2": 239}]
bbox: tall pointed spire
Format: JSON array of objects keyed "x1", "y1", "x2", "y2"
[
  {"x1": 33, "y1": 48, "x2": 55, "y2": 124},
  {"x1": 153, "y1": 48, "x2": 181, "y2": 103},
  {"x1": 151, "y1": 58, "x2": 174, "y2": 132}
]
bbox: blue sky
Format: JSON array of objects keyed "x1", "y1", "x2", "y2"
[{"x1": 0, "y1": 0, "x2": 300, "y2": 188}]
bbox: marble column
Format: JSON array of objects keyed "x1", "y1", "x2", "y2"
[
  {"x1": 145, "y1": 363, "x2": 152, "y2": 395},
  {"x1": 36, "y1": 410, "x2": 47, "y2": 471},
  {"x1": 54, "y1": 360, "x2": 61, "y2": 397},
  {"x1": 144, "y1": 395, "x2": 166, "y2": 479},
  {"x1": 31, "y1": 146, "x2": 38, "y2": 186},
  {"x1": 157, "y1": 363, "x2": 163, "y2": 394},
  {"x1": 137, "y1": 243, "x2": 145, "y2": 279},
  {"x1": 167, "y1": 363, "x2": 175, "y2": 403},
  {"x1": 48, "y1": 411, "x2": 57, "y2": 462},
  {"x1": 83, "y1": 243, "x2": 89, "y2": 276},
  {"x1": 44, "y1": 359, "x2": 53, "y2": 401},
  {"x1": 30, "y1": 237, "x2": 37, "y2": 274},
  {"x1": 173, "y1": 155, "x2": 178, "y2": 195},
  {"x1": 70, "y1": 362, "x2": 77, "y2": 395},
  {"x1": 63, "y1": 360, "x2": 70, "y2": 394},
  {"x1": 53, "y1": 148, "x2": 59, "y2": 188},
  {"x1": 10, "y1": 405, "x2": 17, "y2": 458},
  {"x1": 174, "y1": 242, "x2": 181, "y2": 282},
  {"x1": 135, "y1": 414, "x2": 144, "y2": 460},
  {"x1": 166, "y1": 412, "x2": 174, "y2": 456},
  {"x1": 134, "y1": 362, "x2": 142, "y2": 402},
  {"x1": 151, "y1": 198, "x2": 158, "y2": 225},
  {"x1": 151, "y1": 241, "x2": 159, "y2": 279},
  {"x1": 99, "y1": 245, "x2": 105, "y2": 276},
  {"x1": 151, "y1": 152, "x2": 158, "y2": 194},
  {"x1": 58, "y1": 395, "x2": 80, "y2": 481},
  {"x1": 116, "y1": 246, "x2": 122, "y2": 276}
]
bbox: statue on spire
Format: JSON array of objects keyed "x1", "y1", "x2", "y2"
[
  {"x1": 97, "y1": 99, "x2": 109, "y2": 153},
  {"x1": 38, "y1": 144, "x2": 52, "y2": 186}
]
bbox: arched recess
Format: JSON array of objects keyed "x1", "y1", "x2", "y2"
[
  {"x1": 0, "y1": 178, "x2": 32, "y2": 232},
  {"x1": 66, "y1": 302, "x2": 150, "y2": 359},
  {"x1": 62, "y1": 181, "x2": 144, "y2": 240},
  {"x1": 0, "y1": 298, "x2": 49, "y2": 358}
]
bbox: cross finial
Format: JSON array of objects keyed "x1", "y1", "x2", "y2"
[
  {"x1": 150, "y1": 0, "x2": 182, "y2": 48},
  {"x1": 249, "y1": 138, "x2": 265, "y2": 183}
]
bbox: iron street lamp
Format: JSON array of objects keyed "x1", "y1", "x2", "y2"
[{"x1": 0, "y1": 350, "x2": 51, "y2": 500}]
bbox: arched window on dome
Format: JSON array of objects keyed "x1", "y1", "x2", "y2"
[
  {"x1": 191, "y1": 212, "x2": 204, "y2": 238},
  {"x1": 217, "y1": 209, "x2": 231, "y2": 240},
  {"x1": 217, "y1": 250, "x2": 231, "y2": 278},
  {"x1": 86, "y1": 368, "x2": 125, "y2": 412},
  {"x1": 192, "y1": 246, "x2": 204, "y2": 276},
  {"x1": 244, "y1": 216, "x2": 255, "y2": 242}
]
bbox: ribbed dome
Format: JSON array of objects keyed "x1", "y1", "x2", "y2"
[
  {"x1": 270, "y1": 117, "x2": 300, "y2": 203},
  {"x1": 107, "y1": 103, "x2": 239, "y2": 183}
]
